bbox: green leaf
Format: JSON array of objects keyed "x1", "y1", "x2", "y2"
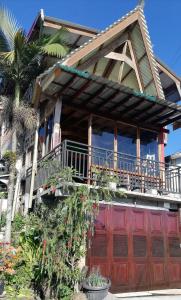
[{"x1": 41, "y1": 43, "x2": 69, "y2": 58}]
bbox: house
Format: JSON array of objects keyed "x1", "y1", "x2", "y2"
[{"x1": 2, "y1": 2, "x2": 181, "y2": 293}]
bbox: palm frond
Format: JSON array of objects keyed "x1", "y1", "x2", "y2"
[
  {"x1": 46, "y1": 27, "x2": 69, "y2": 45},
  {"x1": 0, "y1": 6, "x2": 20, "y2": 51},
  {"x1": 14, "y1": 29, "x2": 27, "y2": 64},
  {"x1": 0, "y1": 51, "x2": 15, "y2": 64},
  {"x1": 14, "y1": 103, "x2": 38, "y2": 134},
  {"x1": 41, "y1": 43, "x2": 69, "y2": 58},
  {"x1": 0, "y1": 95, "x2": 13, "y2": 127}
]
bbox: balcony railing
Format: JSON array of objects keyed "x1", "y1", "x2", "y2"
[{"x1": 25, "y1": 140, "x2": 181, "y2": 197}]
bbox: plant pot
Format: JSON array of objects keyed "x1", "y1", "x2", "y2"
[
  {"x1": 0, "y1": 280, "x2": 4, "y2": 295},
  {"x1": 82, "y1": 279, "x2": 111, "y2": 300}
]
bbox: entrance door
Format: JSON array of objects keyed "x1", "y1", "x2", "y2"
[{"x1": 87, "y1": 204, "x2": 181, "y2": 292}]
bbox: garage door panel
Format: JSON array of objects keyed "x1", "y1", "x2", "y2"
[
  {"x1": 166, "y1": 213, "x2": 179, "y2": 235},
  {"x1": 152, "y1": 263, "x2": 166, "y2": 284},
  {"x1": 94, "y1": 205, "x2": 107, "y2": 231},
  {"x1": 112, "y1": 207, "x2": 127, "y2": 232},
  {"x1": 111, "y1": 263, "x2": 129, "y2": 285},
  {"x1": 91, "y1": 233, "x2": 107, "y2": 257},
  {"x1": 150, "y1": 212, "x2": 163, "y2": 234},
  {"x1": 168, "y1": 263, "x2": 181, "y2": 282},
  {"x1": 133, "y1": 263, "x2": 150, "y2": 287},
  {"x1": 132, "y1": 210, "x2": 146, "y2": 234}
]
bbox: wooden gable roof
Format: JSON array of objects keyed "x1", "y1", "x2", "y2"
[{"x1": 61, "y1": 6, "x2": 164, "y2": 99}]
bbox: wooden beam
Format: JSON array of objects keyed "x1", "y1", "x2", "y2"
[
  {"x1": 162, "y1": 113, "x2": 181, "y2": 126},
  {"x1": 156, "y1": 110, "x2": 177, "y2": 123},
  {"x1": 130, "y1": 102, "x2": 155, "y2": 118},
  {"x1": 77, "y1": 33, "x2": 128, "y2": 70},
  {"x1": 105, "y1": 52, "x2": 135, "y2": 69},
  {"x1": 138, "y1": 16, "x2": 163, "y2": 98},
  {"x1": 96, "y1": 90, "x2": 120, "y2": 110},
  {"x1": 139, "y1": 107, "x2": 167, "y2": 122},
  {"x1": 120, "y1": 98, "x2": 143, "y2": 116},
  {"x1": 127, "y1": 39, "x2": 144, "y2": 92},
  {"x1": 118, "y1": 41, "x2": 128, "y2": 82},
  {"x1": 110, "y1": 94, "x2": 132, "y2": 112},
  {"x1": 71, "y1": 80, "x2": 91, "y2": 99},
  {"x1": 103, "y1": 44, "x2": 124, "y2": 78},
  {"x1": 43, "y1": 21, "x2": 96, "y2": 38},
  {"x1": 63, "y1": 11, "x2": 139, "y2": 67},
  {"x1": 63, "y1": 100, "x2": 162, "y2": 132}
]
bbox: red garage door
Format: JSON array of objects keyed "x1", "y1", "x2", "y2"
[{"x1": 87, "y1": 204, "x2": 181, "y2": 293}]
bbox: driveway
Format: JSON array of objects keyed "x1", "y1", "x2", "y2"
[{"x1": 113, "y1": 289, "x2": 181, "y2": 300}]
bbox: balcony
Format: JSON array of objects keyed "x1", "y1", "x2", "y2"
[{"x1": 25, "y1": 140, "x2": 181, "y2": 198}]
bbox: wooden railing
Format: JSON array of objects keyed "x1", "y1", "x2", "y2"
[{"x1": 25, "y1": 139, "x2": 181, "y2": 196}]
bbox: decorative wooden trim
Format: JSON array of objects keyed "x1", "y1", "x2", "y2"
[
  {"x1": 105, "y1": 52, "x2": 135, "y2": 69},
  {"x1": 43, "y1": 21, "x2": 96, "y2": 37},
  {"x1": 127, "y1": 39, "x2": 144, "y2": 92},
  {"x1": 63, "y1": 11, "x2": 139, "y2": 67},
  {"x1": 138, "y1": 16, "x2": 163, "y2": 98}
]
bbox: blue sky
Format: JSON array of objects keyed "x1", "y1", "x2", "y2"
[{"x1": 3, "y1": 0, "x2": 181, "y2": 156}]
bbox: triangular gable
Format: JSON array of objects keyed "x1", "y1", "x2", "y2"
[{"x1": 61, "y1": 6, "x2": 164, "y2": 99}]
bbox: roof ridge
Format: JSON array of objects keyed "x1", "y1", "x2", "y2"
[{"x1": 138, "y1": 7, "x2": 165, "y2": 99}]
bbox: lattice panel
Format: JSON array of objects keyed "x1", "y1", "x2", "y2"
[
  {"x1": 133, "y1": 236, "x2": 147, "y2": 257},
  {"x1": 113, "y1": 235, "x2": 128, "y2": 257}
]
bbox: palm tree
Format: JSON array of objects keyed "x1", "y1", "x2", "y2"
[{"x1": 0, "y1": 7, "x2": 69, "y2": 243}]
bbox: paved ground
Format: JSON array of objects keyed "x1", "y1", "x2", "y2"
[
  {"x1": 117, "y1": 297, "x2": 181, "y2": 300},
  {"x1": 112, "y1": 289, "x2": 181, "y2": 300}
]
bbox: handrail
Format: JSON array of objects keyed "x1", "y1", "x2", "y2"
[{"x1": 25, "y1": 139, "x2": 181, "y2": 195}]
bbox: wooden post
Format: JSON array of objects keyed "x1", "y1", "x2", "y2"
[
  {"x1": 136, "y1": 127, "x2": 141, "y2": 162},
  {"x1": 158, "y1": 129, "x2": 165, "y2": 189},
  {"x1": 88, "y1": 115, "x2": 92, "y2": 184},
  {"x1": 114, "y1": 125, "x2": 118, "y2": 170},
  {"x1": 42, "y1": 118, "x2": 47, "y2": 157},
  {"x1": 29, "y1": 114, "x2": 40, "y2": 209},
  {"x1": 52, "y1": 98, "x2": 62, "y2": 149}
]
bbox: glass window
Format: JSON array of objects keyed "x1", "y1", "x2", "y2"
[
  {"x1": 140, "y1": 130, "x2": 158, "y2": 161},
  {"x1": 92, "y1": 118, "x2": 114, "y2": 167},
  {"x1": 117, "y1": 125, "x2": 137, "y2": 156},
  {"x1": 117, "y1": 125, "x2": 137, "y2": 171}
]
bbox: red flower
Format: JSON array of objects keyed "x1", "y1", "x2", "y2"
[{"x1": 92, "y1": 203, "x2": 98, "y2": 210}]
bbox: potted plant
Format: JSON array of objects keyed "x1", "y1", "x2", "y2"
[{"x1": 82, "y1": 267, "x2": 111, "y2": 300}]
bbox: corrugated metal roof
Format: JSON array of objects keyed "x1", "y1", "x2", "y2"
[{"x1": 41, "y1": 64, "x2": 181, "y2": 130}]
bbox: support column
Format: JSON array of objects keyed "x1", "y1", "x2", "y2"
[
  {"x1": 158, "y1": 129, "x2": 165, "y2": 189},
  {"x1": 136, "y1": 128, "x2": 141, "y2": 173},
  {"x1": 29, "y1": 115, "x2": 40, "y2": 209},
  {"x1": 158, "y1": 129, "x2": 165, "y2": 164},
  {"x1": 114, "y1": 125, "x2": 118, "y2": 170},
  {"x1": 42, "y1": 119, "x2": 47, "y2": 157},
  {"x1": 88, "y1": 115, "x2": 92, "y2": 184},
  {"x1": 52, "y1": 98, "x2": 62, "y2": 149}
]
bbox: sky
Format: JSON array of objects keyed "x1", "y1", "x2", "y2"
[{"x1": 2, "y1": 0, "x2": 181, "y2": 156}]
